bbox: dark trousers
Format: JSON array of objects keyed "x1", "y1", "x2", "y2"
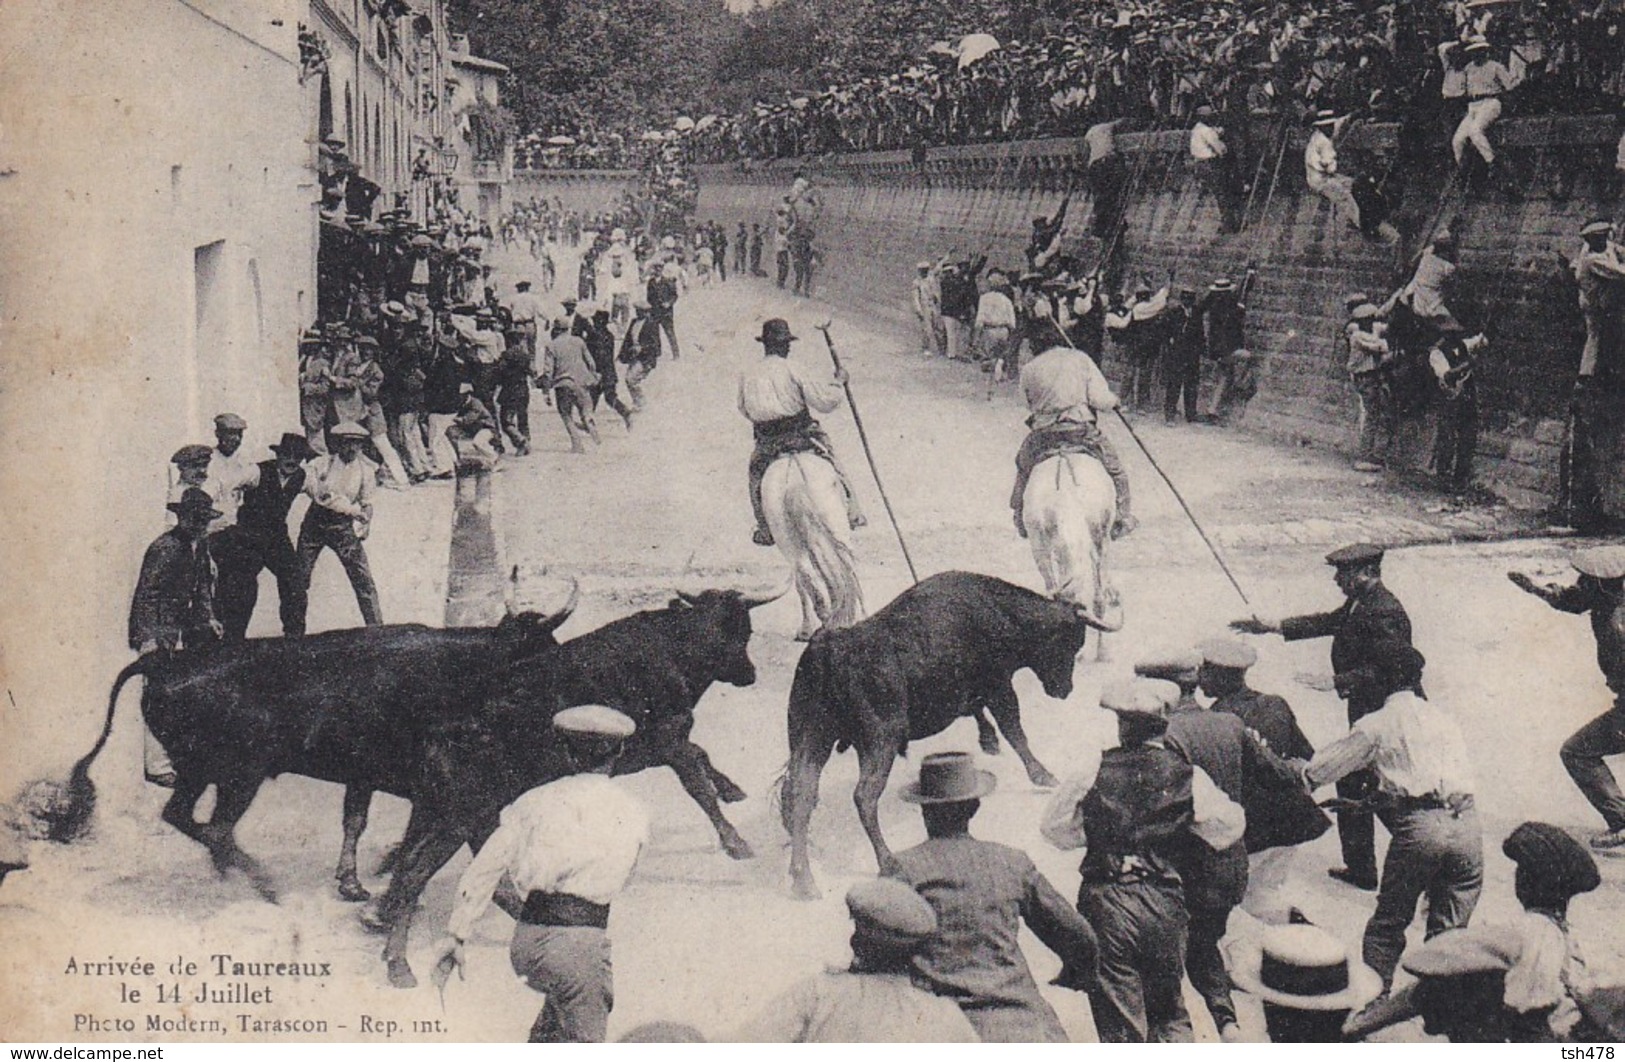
[
  {"x1": 1433, "y1": 390, "x2": 1478, "y2": 489},
  {"x1": 590, "y1": 379, "x2": 633, "y2": 419},
  {"x1": 1195, "y1": 156, "x2": 1245, "y2": 233},
  {"x1": 214, "y1": 526, "x2": 308, "y2": 640},
  {"x1": 775, "y1": 250, "x2": 789, "y2": 288},
  {"x1": 715, "y1": 249, "x2": 727, "y2": 282},
  {"x1": 734, "y1": 246, "x2": 747, "y2": 273},
  {"x1": 652, "y1": 312, "x2": 680, "y2": 358},
  {"x1": 1562, "y1": 379, "x2": 1606, "y2": 528},
  {"x1": 1337, "y1": 768, "x2": 1381, "y2": 883},
  {"x1": 1561, "y1": 698, "x2": 1625, "y2": 831},
  {"x1": 1125, "y1": 342, "x2": 1159, "y2": 411},
  {"x1": 1185, "y1": 903, "x2": 1237, "y2": 1031},
  {"x1": 1364, "y1": 802, "x2": 1482, "y2": 986},
  {"x1": 499, "y1": 380, "x2": 531, "y2": 449},
  {"x1": 750, "y1": 245, "x2": 763, "y2": 275},
  {"x1": 1081, "y1": 880, "x2": 1193, "y2": 1044},
  {"x1": 1089, "y1": 156, "x2": 1128, "y2": 240},
  {"x1": 792, "y1": 248, "x2": 813, "y2": 296},
  {"x1": 296, "y1": 508, "x2": 382, "y2": 626},
  {"x1": 469, "y1": 363, "x2": 502, "y2": 452},
  {"x1": 1163, "y1": 352, "x2": 1201, "y2": 423}
]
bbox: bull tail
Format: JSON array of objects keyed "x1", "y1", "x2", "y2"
[{"x1": 37, "y1": 657, "x2": 148, "y2": 844}]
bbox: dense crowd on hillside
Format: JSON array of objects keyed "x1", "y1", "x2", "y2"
[{"x1": 516, "y1": 0, "x2": 1625, "y2": 169}]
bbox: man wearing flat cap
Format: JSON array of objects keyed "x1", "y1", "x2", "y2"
[
  {"x1": 1233, "y1": 543, "x2": 1414, "y2": 890},
  {"x1": 732, "y1": 878, "x2": 978, "y2": 1042},
  {"x1": 890, "y1": 751, "x2": 1097, "y2": 1042},
  {"x1": 1510, "y1": 545, "x2": 1625, "y2": 851},
  {"x1": 1041, "y1": 679, "x2": 1245, "y2": 1043},
  {"x1": 1140, "y1": 651, "x2": 1306, "y2": 1041},
  {"x1": 1348, "y1": 821, "x2": 1601, "y2": 1042},
  {"x1": 1299, "y1": 645, "x2": 1482, "y2": 991},
  {"x1": 738, "y1": 317, "x2": 863, "y2": 547},
  {"x1": 129, "y1": 487, "x2": 224, "y2": 786},
  {"x1": 431, "y1": 706, "x2": 648, "y2": 1043}
]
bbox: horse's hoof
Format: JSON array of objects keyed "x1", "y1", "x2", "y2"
[
  {"x1": 337, "y1": 879, "x2": 371, "y2": 902},
  {"x1": 358, "y1": 903, "x2": 391, "y2": 934},
  {"x1": 1029, "y1": 768, "x2": 1060, "y2": 789},
  {"x1": 722, "y1": 836, "x2": 755, "y2": 861},
  {"x1": 386, "y1": 961, "x2": 417, "y2": 990},
  {"x1": 715, "y1": 780, "x2": 748, "y2": 804}
]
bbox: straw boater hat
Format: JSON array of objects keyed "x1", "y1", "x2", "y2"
[
  {"x1": 1232, "y1": 924, "x2": 1383, "y2": 1011},
  {"x1": 330, "y1": 421, "x2": 369, "y2": 440},
  {"x1": 1581, "y1": 220, "x2": 1615, "y2": 238},
  {"x1": 900, "y1": 751, "x2": 996, "y2": 804},
  {"x1": 1573, "y1": 545, "x2": 1625, "y2": 580}
]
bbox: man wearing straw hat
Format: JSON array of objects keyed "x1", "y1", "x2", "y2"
[
  {"x1": 1509, "y1": 545, "x2": 1625, "y2": 852},
  {"x1": 891, "y1": 751, "x2": 1097, "y2": 1042},
  {"x1": 1041, "y1": 678, "x2": 1245, "y2": 1043},
  {"x1": 732, "y1": 878, "x2": 978, "y2": 1042},
  {"x1": 1229, "y1": 921, "x2": 1383, "y2": 1042},
  {"x1": 1453, "y1": 36, "x2": 1516, "y2": 171},
  {"x1": 431, "y1": 705, "x2": 647, "y2": 1043}
]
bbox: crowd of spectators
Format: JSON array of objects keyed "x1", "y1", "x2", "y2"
[{"x1": 522, "y1": 0, "x2": 1625, "y2": 169}]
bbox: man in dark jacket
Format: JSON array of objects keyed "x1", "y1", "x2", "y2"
[
  {"x1": 619, "y1": 300, "x2": 663, "y2": 410},
  {"x1": 1233, "y1": 543, "x2": 1414, "y2": 890},
  {"x1": 577, "y1": 303, "x2": 635, "y2": 430},
  {"x1": 130, "y1": 487, "x2": 222, "y2": 785},
  {"x1": 1041, "y1": 679, "x2": 1245, "y2": 1043},
  {"x1": 1162, "y1": 288, "x2": 1204, "y2": 424},
  {"x1": 891, "y1": 752, "x2": 1098, "y2": 1043},
  {"x1": 1197, "y1": 637, "x2": 1315, "y2": 762},
  {"x1": 940, "y1": 254, "x2": 987, "y2": 362},
  {"x1": 1139, "y1": 652, "x2": 1306, "y2": 1041},
  {"x1": 646, "y1": 263, "x2": 681, "y2": 359},
  {"x1": 1510, "y1": 545, "x2": 1625, "y2": 852},
  {"x1": 215, "y1": 434, "x2": 314, "y2": 640}
]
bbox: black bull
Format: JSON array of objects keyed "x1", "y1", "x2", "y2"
[
  {"x1": 780, "y1": 571, "x2": 1106, "y2": 900},
  {"x1": 60, "y1": 584, "x2": 783, "y2": 989}
]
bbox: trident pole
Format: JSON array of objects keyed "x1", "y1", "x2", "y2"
[
  {"x1": 1112, "y1": 408, "x2": 1256, "y2": 614},
  {"x1": 815, "y1": 321, "x2": 920, "y2": 584}
]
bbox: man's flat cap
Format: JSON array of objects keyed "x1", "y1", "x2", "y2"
[
  {"x1": 1581, "y1": 220, "x2": 1614, "y2": 237},
  {"x1": 553, "y1": 704, "x2": 636, "y2": 739},
  {"x1": 330, "y1": 421, "x2": 369, "y2": 439},
  {"x1": 1502, "y1": 821, "x2": 1600, "y2": 899},
  {"x1": 845, "y1": 878, "x2": 937, "y2": 939},
  {"x1": 1199, "y1": 636, "x2": 1258, "y2": 669},
  {"x1": 1402, "y1": 927, "x2": 1517, "y2": 978},
  {"x1": 1135, "y1": 650, "x2": 1204, "y2": 683},
  {"x1": 1100, "y1": 677, "x2": 1179, "y2": 716},
  {"x1": 1326, "y1": 543, "x2": 1384, "y2": 566},
  {"x1": 1573, "y1": 545, "x2": 1625, "y2": 579},
  {"x1": 213, "y1": 413, "x2": 247, "y2": 431},
  {"x1": 171, "y1": 444, "x2": 213, "y2": 466}
]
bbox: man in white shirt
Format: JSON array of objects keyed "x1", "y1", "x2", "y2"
[
  {"x1": 913, "y1": 260, "x2": 944, "y2": 357},
  {"x1": 973, "y1": 271, "x2": 1019, "y2": 383},
  {"x1": 1305, "y1": 110, "x2": 1368, "y2": 233},
  {"x1": 1011, "y1": 346, "x2": 1135, "y2": 537},
  {"x1": 432, "y1": 706, "x2": 648, "y2": 1043},
  {"x1": 295, "y1": 422, "x2": 381, "y2": 626},
  {"x1": 738, "y1": 318, "x2": 863, "y2": 546},
  {"x1": 507, "y1": 280, "x2": 548, "y2": 360},
  {"x1": 1301, "y1": 645, "x2": 1482, "y2": 989},
  {"x1": 1190, "y1": 107, "x2": 1243, "y2": 233},
  {"x1": 1453, "y1": 38, "x2": 1517, "y2": 168}
]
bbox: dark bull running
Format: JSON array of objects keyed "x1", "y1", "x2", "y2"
[
  {"x1": 52, "y1": 581, "x2": 784, "y2": 989},
  {"x1": 780, "y1": 571, "x2": 1108, "y2": 900}
]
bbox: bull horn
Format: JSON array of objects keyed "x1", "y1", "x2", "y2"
[
  {"x1": 1073, "y1": 602, "x2": 1123, "y2": 634},
  {"x1": 739, "y1": 577, "x2": 793, "y2": 608},
  {"x1": 549, "y1": 577, "x2": 581, "y2": 622}
]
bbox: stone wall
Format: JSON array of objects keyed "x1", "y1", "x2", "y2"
[{"x1": 519, "y1": 116, "x2": 1625, "y2": 514}]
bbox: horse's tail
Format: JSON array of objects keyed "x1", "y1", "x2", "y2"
[
  {"x1": 784, "y1": 456, "x2": 863, "y2": 629},
  {"x1": 33, "y1": 656, "x2": 150, "y2": 844}
]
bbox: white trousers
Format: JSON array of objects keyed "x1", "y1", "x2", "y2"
[{"x1": 1452, "y1": 97, "x2": 1502, "y2": 165}]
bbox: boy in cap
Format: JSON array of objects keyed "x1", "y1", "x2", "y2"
[
  {"x1": 1299, "y1": 645, "x2": 1482, "y2": 990},
  {"x1": 297, "y1": 422, "x2": 382, "y2": 626},
  {"x1": 892, "y1": 751, "x2": 1098, "y2": 1042},
  {"x1": 130, "y1": 487, "x2": 224, "y2": 785},
  {"x1": 1348, "y1": 822, "x2": 1600, "y2": 1042},
  {"x1": 1041, "y1": 679, "x2": 1245, "y2": 1043},
  {"x1": 1509, "y1": 545, "x2": 1625, "y2": 851},
  {"x1": 732, "y1": 878, "x2": 978, "y2": 1042},
  {"x1": 431, "y1": 706, "x2": 648, "y2": 1043},
  {"x1": 1233, "y1": 543, "x2": 1414, "y2": 890}
]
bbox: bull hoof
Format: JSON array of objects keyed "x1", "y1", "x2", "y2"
[
  {"x1": 337, "y1": 878, "x2": 371, "y2": 902},
  {"x1": 722, "y1": 835, "x2": 755, "y2": 860},
  {"x1": 386, "y1": 959, "x2": 417, "y2": 990},
  {"x1": 358, "y1": 903, "x2": 392, "y2": 934},
  {"x1": 1028, "y1": 767, "x2": 1060, "y2": 788},
  {"x1": 791, "y1": 876, "x2": 823, "y2": 902},
  {"x1": 979, "y1": 733, "x2": 1001, "y2": 756},
  {"x1": 715, "y1": 779, "x2": 748, "y2": 804}
]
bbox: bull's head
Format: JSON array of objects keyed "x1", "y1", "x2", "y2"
[
  {"x1": 669, "y1": 579, "x2": 789, "y2": 688},
  {"x1": 1028, "y1": 597, "x2": 1109, "y2": 700},
  {"x1": 497, "y1": 576, "x2": 580, "y2": 654}
]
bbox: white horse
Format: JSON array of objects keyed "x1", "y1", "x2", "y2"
[
  {"x1": 762, "y1": 451, "x2": 863, "y2": 640},
  {"x1": 1023, "y1": 452, "x2": 1123, "y2": 633}
]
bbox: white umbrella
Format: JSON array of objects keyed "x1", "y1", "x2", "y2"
[
  {"x1": 546, "y1": 134, "x2": 577, "y2": 146},
  {"x1": 673, "y1": 116, "x2": 695, "y2": 132},
  {"x1": 695, "y1": 114, "x2": 718, "y2": 131},
  {"x1": 957, "y1": 32, "x2": 1001, "y2": 69},
  {"x1": 640, "y1": 130, "x2": 665, "y2": 142}
]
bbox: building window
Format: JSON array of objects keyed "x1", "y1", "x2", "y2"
[{"x1": 194, "y1": 241, "x2": 228, "y2": 362}]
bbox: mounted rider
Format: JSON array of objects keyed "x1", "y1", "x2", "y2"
[
  {"x1": 739, "y1": 318, "x2": 864, "y2": 547},
  {"x1": 1010, "y1": 345, "x2": 1136, "y2": 539}
]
